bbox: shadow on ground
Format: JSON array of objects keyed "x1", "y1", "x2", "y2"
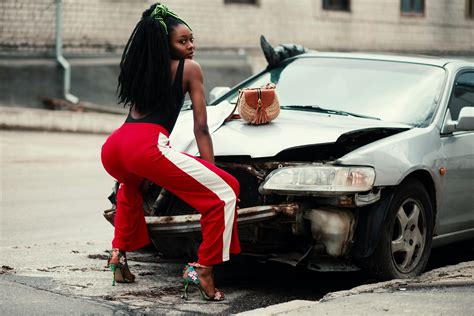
[{"x1": 95, "y1": 239, "x2": 473, "y2": 314}]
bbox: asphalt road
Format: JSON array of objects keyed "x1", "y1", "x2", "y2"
[{"x1": 1, "y1": 130, "x2": 473, "y2": 314}]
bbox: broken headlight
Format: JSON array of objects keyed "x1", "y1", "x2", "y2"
[{"x1": 259, "y1": 165, "x2": 375, "y2": 195}]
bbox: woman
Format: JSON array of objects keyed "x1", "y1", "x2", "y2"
[{"x1": 101, "y1": 3, "x2": 240, "y2": 301}]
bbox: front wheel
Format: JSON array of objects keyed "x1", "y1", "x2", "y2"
[{"x1": 368, "y1": 178, "x2": 434, "y2": 280}]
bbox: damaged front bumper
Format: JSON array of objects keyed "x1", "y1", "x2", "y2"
[
  {"x1": 146, "y1": 203, "x2": 297, "y2": 234},
  {"x1": 103, "y1": 201, "x2": 360, "y2": 271},
  {"x1": 102, "y1": 155, "x2": 386, "y2": 271}
]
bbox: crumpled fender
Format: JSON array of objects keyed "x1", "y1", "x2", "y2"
[{"x1": 352, "y1": 188, "x2": 395, "y2": 261}]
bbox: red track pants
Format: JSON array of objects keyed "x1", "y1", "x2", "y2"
[{"x1": 101, "y1": 123, "x2": 240, "y2": 266}]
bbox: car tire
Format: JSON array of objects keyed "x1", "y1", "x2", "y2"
[{"x1": 368, "y1": 178, "x2": 434, "y2": 280}]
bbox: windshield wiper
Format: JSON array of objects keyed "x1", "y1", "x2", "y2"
[{"x1": 281, "y1": 105, "x2": 380, "y2": 120}]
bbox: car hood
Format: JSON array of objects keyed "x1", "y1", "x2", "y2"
[{"x1": 170, "y1": 102, "x2": 411, "y2": 158}]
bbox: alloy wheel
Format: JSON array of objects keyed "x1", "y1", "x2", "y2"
[{"x1": 390, "y1": 198, "x2": 427, "y2": 273}]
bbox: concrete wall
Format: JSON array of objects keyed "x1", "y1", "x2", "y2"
[
  {"x1": 0, "y1": 53, "x2": 252, "y2": 108},
  {"x1": 1, "y1": 0, "x2": 473, "y2": 56}
]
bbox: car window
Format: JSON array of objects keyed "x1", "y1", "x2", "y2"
[
  {"x1": 447, "y1": 71, "x2": 474, "y2": 121},
  {"x1": 222, "y1": 58, "x2": 446, "y2": 127}
]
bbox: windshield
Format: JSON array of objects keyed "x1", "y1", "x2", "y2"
[{"x1": 223, "y1": 57, "x2": 446, "y2": 127}]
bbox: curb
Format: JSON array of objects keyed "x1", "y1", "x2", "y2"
[
  {"x1": 237, "y1": 300, "x2": 318, "y2": 316},
  {"x1": 237, "y1": 260, "x2": 474, "y2": 315},
  {"x1": 0, "y1": 106, "x2": 123, "y2": 134}
]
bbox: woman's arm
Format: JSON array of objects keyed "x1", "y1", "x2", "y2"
[{"x1": 185, "y1": 60, "x2": 215, "y2": 164}]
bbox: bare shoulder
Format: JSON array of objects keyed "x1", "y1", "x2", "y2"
[{"x1": 183, "y1": 59, "x2": 203, "y2": 77}]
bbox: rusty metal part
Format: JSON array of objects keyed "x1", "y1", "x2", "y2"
[
  {"x1": 145, "y1": 203, "x2": 299, "y2": 234},
  {"x1": 271, "y1": 202, "x2": 299, "y2": 217},
  {"x1": 105, "y1": 202, "x2": 299, "y2": 233},
  {"x1": 303, "y1": 208, "x2": 355, "y2": 257}
]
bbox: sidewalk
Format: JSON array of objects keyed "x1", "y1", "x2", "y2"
[
  {"x1": 239, "y1": 261, "x2": 474, "y2": 315},
  {"x1": 0, "y1": 106, "x2": 123, "y2": 134}
]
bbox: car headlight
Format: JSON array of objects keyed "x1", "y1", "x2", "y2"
[{"x1": 259, "y1": 165, "x2": 375, "y2": 195}]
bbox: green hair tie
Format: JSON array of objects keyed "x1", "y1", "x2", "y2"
[{"x1": 150, "y1": 4, "x2": 192, "y2": 34}]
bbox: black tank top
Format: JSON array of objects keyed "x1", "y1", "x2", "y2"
[{"x1": 125, "y1": 59, "x2": 185, "y2": 134}]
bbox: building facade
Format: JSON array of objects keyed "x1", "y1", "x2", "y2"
[
  {"x1": 1, "y1": 0, "x2": 473, "y2": 56},
  {"x1": 1, "y1": 0, "x2": 473, "y2": 108}
]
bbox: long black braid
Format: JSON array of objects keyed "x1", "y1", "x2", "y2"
[{"x1": 117, "y1": 3, "x2": 189, "y2": 114}]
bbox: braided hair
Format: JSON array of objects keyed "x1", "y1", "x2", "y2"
[{"x1": 117, "y1": 3, "x2": 191, "y2": 114}]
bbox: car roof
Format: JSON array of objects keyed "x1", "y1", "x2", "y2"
[{"x1": 295, "y1": 51, "x2": 474, "y2": 68}]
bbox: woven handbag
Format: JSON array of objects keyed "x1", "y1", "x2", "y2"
[{"x1": 237, "y1": 83, "x2": 280, "y2": 125}]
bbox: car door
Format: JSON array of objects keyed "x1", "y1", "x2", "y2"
[{"x1": 437, "y1": 70, "x2": 474, "y2": 235}]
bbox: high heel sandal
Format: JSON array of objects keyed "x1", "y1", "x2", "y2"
[
  {"x1": 182, "y1": 263, "x2": 224, "y2": 301},
  {"x1": 107, "y1": 248, "x2": 135, "y2": 286}
]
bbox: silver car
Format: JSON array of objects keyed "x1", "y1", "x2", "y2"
[{"x1": 104, "y1": 52, "x2": 474, "y2": 280}]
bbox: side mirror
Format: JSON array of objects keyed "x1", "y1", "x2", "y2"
[
  {"x1": 209, "y1": 86, "x2": 230, "y2": 103},
  {"x1": 456, "y1": 107, "x2": 474, "y2": 131},
  {"x1": 445, "y1": 107, "x2": 474, "y2": 132}
]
